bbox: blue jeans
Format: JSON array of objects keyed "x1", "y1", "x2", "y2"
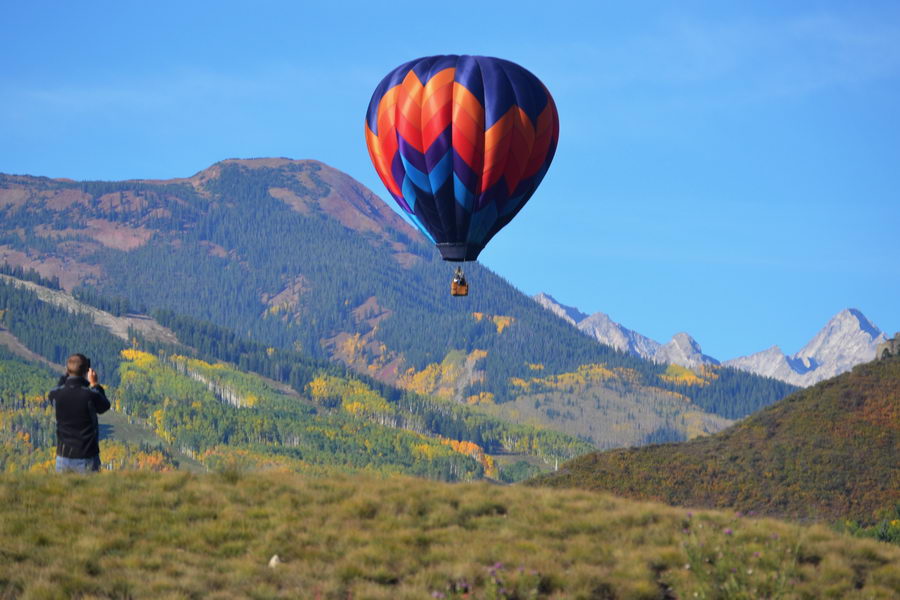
[{"x1": 56, "y1": 455, "x2": 101, "y2": 473}]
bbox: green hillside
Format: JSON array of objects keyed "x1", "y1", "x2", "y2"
[
  {"x1": 1, "y1": 471, "x2": 899, "y2": 599},
  {"x1": 0, "y1": 160, "x2": 796, "y2": 447},
  {"x1": 0, "y1": 275, "x2": 591, "y2": 480},
  {"x1": 531, "y1": 356, "x2": 900, "y2": 524},
  {"x1": 0, "y1": 347, "x2": 182, "y2": 473}
]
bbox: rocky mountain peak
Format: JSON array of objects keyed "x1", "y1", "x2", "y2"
[
  {"x1": 662, "y1": 332, "x2": 719, "y2": 368},
  {"x1": 669, "y1": 332, "x2": 700, "y2": 351},
  {"x1": 725, "y1": 308, "x2": 887, "y2": 386},
  {"x1": 533, "y1": 291, "x2": 889, "y2": 388},
  {"x1": 532, "y1": 293, "x2": 588, "y2": 326},
  {"x1": 532, "y1": 293, "x2": 721, "y2": 369}
]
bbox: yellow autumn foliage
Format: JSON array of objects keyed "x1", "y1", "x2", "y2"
[
  {"x1": 344, "y1": 401, "x2": 365, "y2": 415},
  {"x1": 120, "y1": 348, "x2": 156, "y2": 368},
  {"x1": 465, "y1": 392, "x2": 495, "y2": 405},
  {"x1": 659, "y1": 364, "x2": 708, "y2": 386},
  {"x1": 511, "y1": 363, "x2": 616, "y2": 392},
  {"x1": 492, "y1": 316, "x2": 513, "y2": 333},
  {"x1": 440, "y1": 437, "x2": 498, "y2": 478},
  {"x1": 412, "y1": 443, "x2": 438, "y2": 460},
  {"x1": 697, "y1": 364, "x2": 720, "y2": 381},
  {"x1": 399, "y1": 362, "x2": 451, "y2": 397},
  {"x1": 308, "y1": 375, "x2": 395, "y2": 417},
  {"x1": 339, "y1": 333, "x2": 366, "y2": 359},
  {"x1": 471, "y1": 312, "x2": 514, "y2": 334},
  {"x1": 308, "y1": 375, "x2": 330, "y2": 398}
]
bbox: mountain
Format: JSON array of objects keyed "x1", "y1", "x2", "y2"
[
  {"x1": 660, "y1": 332, "x2": 720, "y2": 368},
  {"x1": 534, "y1": 293, "x2": 887, "y2": 386},
  {"x1": 724, "y1": 309, "x2": 888, "y2": 387},
  {"x1": 534, "y1": 293, "x2": 718, "y2": 367},
  {"x1": 530, "y1": 355, "x2": 900, "y2": 523},
  {"x1": 0, "y1": 160, "x2": 795, "y2": 448},
  {"x1": 532, "y1": 292, "x2": 587, "y2": 325}
]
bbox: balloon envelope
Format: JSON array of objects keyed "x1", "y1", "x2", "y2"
[{"x1": 365, "y1": 55, "x2": 559, "y2": 261}]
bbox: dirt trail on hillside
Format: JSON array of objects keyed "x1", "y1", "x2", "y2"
[
  {"x1": 0, "y1": 326, "x2": 64, "y2": 372},
  {"x1": 0, "y1": 274, "x2": 179, "y2": 345}
]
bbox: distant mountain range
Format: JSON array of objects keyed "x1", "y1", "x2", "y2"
[
  {"x1": 534, "y1": 293, "x2": 889, "y2": 386},
  {"x1": 531, "y1": 354, "x2": 900, "y2": 523}
]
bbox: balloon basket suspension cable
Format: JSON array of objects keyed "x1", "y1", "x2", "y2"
[{"x1": 450, "y1": 265, "x2": 469, "y2": 297}]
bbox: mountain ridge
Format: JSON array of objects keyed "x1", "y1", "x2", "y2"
[
  {"x1": 0, "y1": 159, "x2": 795, "y2": 448},
  {"x1": 534, "y1": 293, "x2": 888, "y2": 386}
]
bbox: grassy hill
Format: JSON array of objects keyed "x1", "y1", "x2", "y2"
[
  {"x1": 1, "y1": 471, "x2": 898, "y2": 599},
  {"x1": 0, "y1": 160, "x2": 796, "y2": 447},
  {"x1": 530, "y1": 356, "x2": 900, "y2": 524}
]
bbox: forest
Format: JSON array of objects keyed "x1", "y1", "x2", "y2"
[
  {"x1": 0, "y1": 162, "x2": 796, "y2": 423},
  {"x1": 0, "y1": 278, "x2": 592, "y2": 480},
  {"x1": 0, "y1": 347, "x2": 178, "y2": 472},
  {"x1": 0, "y1": 279, "x2": 127, "y2": 383}
]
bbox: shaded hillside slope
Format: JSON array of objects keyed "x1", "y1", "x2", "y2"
[
  {"x1": 531, "y1": 357, "x2": 900, "y2": 523},
  {"x1": 1, "y1": 471, "x2": 898, "y2": 599},
  {"x1": 0, "y1": 160, "x2": 795, "y2": 447}
]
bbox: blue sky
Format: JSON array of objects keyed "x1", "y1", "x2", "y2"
[{"x1": 2, "y1": 1, "x2": 898, "y2": 359}]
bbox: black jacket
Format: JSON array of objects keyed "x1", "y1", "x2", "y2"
[{"x1": 50, "y1": 376, "x2": 110, "y2": 459}]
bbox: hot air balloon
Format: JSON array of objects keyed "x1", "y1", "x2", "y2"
[{"x1": 365, "y1": 55, "x2": 559, "y2": 296}]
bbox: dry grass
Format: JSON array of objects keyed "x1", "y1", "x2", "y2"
[{"x1": 0, "y1": 471, "x2": 898, "y2": 599}]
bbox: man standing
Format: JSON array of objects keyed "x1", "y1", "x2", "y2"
[{"x1": 50, "y1": 353, "x2": 110, "y2": 473}]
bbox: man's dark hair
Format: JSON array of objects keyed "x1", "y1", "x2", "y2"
[{"x1": 66, "y1": 354, "x2": 91, "y2": 377}]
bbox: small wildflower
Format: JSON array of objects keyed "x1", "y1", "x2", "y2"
[
  {"x1": 724, "y1": 528, "x2": 733, "y2": 535},
  {"x1": 684, "y1": 563, "x2": 691, "y2": 570},
  {"x1": 753, "y1": 552, "x2": 761, "y2": 558},
  {"x1": 431, "y1": 593, "x2": 446, "y2": 599},
  {"x1": 736, "y1": 511, "x2": 743, "y2": 518},
  {"x1": 747, "y1": 569, "x2": 753, "y2": 575}
]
